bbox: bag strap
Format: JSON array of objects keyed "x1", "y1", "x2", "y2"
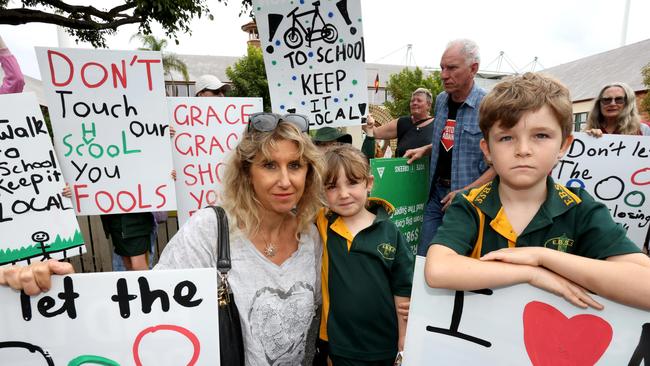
[{"x1": 209, "y1": 206, "x2": 231, "y2": 274}]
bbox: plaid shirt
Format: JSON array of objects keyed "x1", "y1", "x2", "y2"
[{"x1": 429, "y1": 83, "x2": 488, "y2": 191}]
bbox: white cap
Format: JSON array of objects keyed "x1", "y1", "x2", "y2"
[{"x1": 195, "y1": 74, "x2": 229, "y2": 96}]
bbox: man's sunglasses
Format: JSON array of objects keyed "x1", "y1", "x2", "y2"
[
  {"x1": 248, "y1": 112, "x2": 310, "y2": 133},
  {"x1": 599, "y1": 96, "x2": 625, "y2": 105}
]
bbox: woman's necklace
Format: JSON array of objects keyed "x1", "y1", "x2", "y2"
[
  {"x1": 260, "y1": 216, "x2": 286, "y2": 258},
  {"x1": 412, "y1": 116, "x2": 432, "y2": 131}
]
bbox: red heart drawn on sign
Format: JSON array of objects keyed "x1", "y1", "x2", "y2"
[{"x1": 523, "y1": 301, "x2": 612, "y2": 366}]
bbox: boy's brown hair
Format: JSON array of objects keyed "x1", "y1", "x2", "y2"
[
  {"x1": 479, "y1": 72, "x2": 573, "y2": 141},
  {"x1": 323, "y1": 144, "x2": 370, "y2": 187}
]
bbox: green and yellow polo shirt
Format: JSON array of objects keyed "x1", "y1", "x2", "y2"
[
  {"x1": 433, "y1": 176, "x2": 640, "y2": 259},
  {"x1": 316, "y1": 198, "x2": 414, "y2": 360}
]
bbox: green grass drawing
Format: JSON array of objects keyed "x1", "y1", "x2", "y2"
[{"x1": 0, "y1": 230, "x2": 84, "y2": 264}]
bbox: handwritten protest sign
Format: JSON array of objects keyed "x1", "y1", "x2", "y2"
[
  {"x1": 0, "y1": 93, "x2": 84, "y2": 266},
  {"x1": 168, "y1": 97, "x2": 262, "y2": 225},
  {"x1": 253, "y1": 0, "x2": 368, "y2": 128},
  {"x1": 0, "y1": 268, "x2": 219, "y2": 365},
  {"x1": 370, "y1": 158, "x2": 429, "y2": 255},
  {"x1": 551, "y1": 132, "x2": 650, "y2": 247},
  {"x1": 404, "y1": 257, "x2": 650, "y2": 365},
  {"x1": 35, "y1": 47, "x2": 176, "y2": 216}
]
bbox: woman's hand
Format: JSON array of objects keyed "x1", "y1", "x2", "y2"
[
  {"x1": 584, "y1": 128, "x2": 604, "y2": 138},
  {"x1": 0, "y1": 260, "x2": 75, "y2": 296},
  {"x1": 361, "y1": 115, "x2": 375, "y2": 136},
  {"x1": 528, "y1": 266, "x2": 603, "y2": 309}
]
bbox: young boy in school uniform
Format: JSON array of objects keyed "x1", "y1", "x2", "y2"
[{"x1": 425, "y1": 72, "x2": 650, "y2": 310}]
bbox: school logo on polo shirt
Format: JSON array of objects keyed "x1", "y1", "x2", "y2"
[
  {"x1": 377, "y1": 243, "x2": 396, "y2": 260},
  {"x1": 544, "y1": 234, "x2": 574, "y2": 252}
]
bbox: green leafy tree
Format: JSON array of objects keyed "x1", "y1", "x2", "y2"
[
  {"x1": 0, "y1": 0, "x2": 252, "y2": 48},
  {"x1": 383, "y1": 67, "x2": 443, "y2": 118},
  {"x1": 131, "y1": 33, "x2": 189, "y2": 81},
  {"x1": 641, "y1": 63, "x2": 650, "y2": 115},
  {"x1": 226, "y1": 46, "x2": 271, "y2": 112}
]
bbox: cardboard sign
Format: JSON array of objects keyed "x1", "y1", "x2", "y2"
[
  {"x1": 0, "y1": 268, "x2": 219, "y2": 365},
  {"x1": 35, "y1": 47, "x2": 176, "y2": 216},
  {"x1": 168, "y1": 97, "x2": 263, "y2": 225},
  {"x1": 370, "y1": 158, "x2": 429, "y2": 254},
  {"x1": 551, "y1": 132, "x2": 650, "y2": 247},
  {"x1": 0, "y1": 93, "x2": 84, "y2": 266},
  {"x1": 404, "y1": 257, "x2": 650, "y2": 365},
  {"x1": 253, "y1": 0, "x2": 368, "y2": 128}
]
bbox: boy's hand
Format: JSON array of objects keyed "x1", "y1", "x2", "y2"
[
  {"x1": 529, "y1": 266, "x2": 603, "y2": 310},
  {"x1": 480, "y1": 247, "x2": 546, "y2": 267},
  {"x1": 396, "y1": 299, "x2": 410, "y2": 321}
]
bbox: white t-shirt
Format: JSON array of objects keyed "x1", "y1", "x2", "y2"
[{"x1": 156, "y1": 208, "x2": 322, "y2": 366}]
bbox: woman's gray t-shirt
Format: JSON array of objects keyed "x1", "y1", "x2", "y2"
[{"x1": 156, "y1": 208, "x2": 322, "y2": 366}]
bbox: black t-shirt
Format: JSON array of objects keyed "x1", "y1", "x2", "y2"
[
  {"x1": 395, "y1": 116, "x2": 434, "y2": 157},
  {"x1": 434, "y1": 99, "x2": 462, "y2": 181}
]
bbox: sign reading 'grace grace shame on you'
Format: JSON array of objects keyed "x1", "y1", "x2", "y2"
[
  {"x1": 551, "y1": 132, "x2": 650, "y2": 247},
  {"x1": 35, "y1": 47, "x2": 176, "y2": 216},
  {"x1": 0, "y1": 268, "x2": 219, "y2": 365},
  {"x1": 404, "y1": 257, "x2": 650, "y2": 365},
  {"x1": 0, "y1": 92, "x2": 84, "y2": 266},
  {"x1": 168, "y1": 97, "x2": 262, "y2": 225},
  {"x1": 253, "y1": 0, "x2": 368, "y2": 128}
]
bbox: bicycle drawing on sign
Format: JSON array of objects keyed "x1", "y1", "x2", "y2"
[{"x1": 284, "y1": 1, "x2": 339, "y2": 49}]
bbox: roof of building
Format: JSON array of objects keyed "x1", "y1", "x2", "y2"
[{"x1": 542, "y1": 38, "x2": 650, "y2": 102}]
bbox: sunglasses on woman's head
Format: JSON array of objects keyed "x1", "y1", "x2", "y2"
[
  {"x1": 248, "y1": 112, "x2": 310, "y2": 133},
  {"x1": 599, "y1": 96, "x2": 625, "y2": 105}
]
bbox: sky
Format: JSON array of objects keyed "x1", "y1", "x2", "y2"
[{"x1": 1, "y1": 0, "x2": 650, "y2": 79}]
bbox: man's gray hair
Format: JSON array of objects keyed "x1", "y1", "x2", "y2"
[{"x1": 447, "y1": 39, "x2": 480, "y2": 66}]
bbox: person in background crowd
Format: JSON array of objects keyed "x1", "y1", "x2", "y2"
[
  {"x1": 404, "y1": 39, "x2": 496, "y2": 256},
  {"x1": 362, "y1": 88, "x2": 434, "y2": 158},
  {"x1": 0, "y1": 35, "x2": 25, "y2": 94},
  {"x1": 312, "y1": 126, "x2": 375, "y2": 158},
  {"x1": 195, "y1": 74, "x2": 230, "y2": 97},
  {"x1": 583, "y1": 82, "x2": 650, "y2": 136},
  {"x1": 3, "y1": 115, "x2": 326, "y2": 365}
]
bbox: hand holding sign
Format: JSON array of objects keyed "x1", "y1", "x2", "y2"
[{"x1": 0, "y1": 259, "x2": 74, "y2": 295}]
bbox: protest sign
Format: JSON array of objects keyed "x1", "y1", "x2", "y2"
[
  {"x1": 35, "y1": 47, "x2": 176, "y2": 216},
  {"x1": 551, "y1": 132, "x2": 650, "y2": 247},
  {"x1": 0, "y1": 268, "x2": 219, "y2": 365},
  {"x1": 253, "y1": 0, "x2": 368, "y2": 128},
  {"x1": 168, "y1": 97, "x2": 262, "y2": 225},
  {"x1": 403, "y1": 257, "x2": 650, "y2": 365},
  {"x1": 0, "y1": 93, "x2": 84, "y2": 266},
  {"x1": 370, "y1": 158, "x2": 429, "y2": 255}
]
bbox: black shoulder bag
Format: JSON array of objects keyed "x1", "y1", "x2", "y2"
[{"x1": 210, "y1": 206, "x2": 245, "y2": 366}]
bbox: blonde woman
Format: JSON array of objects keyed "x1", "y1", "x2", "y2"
[{"x1": 584, "y1": 82, "x2": 650, "y2": 136}]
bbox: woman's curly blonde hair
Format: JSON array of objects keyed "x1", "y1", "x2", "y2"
[{"x1": 222, "y1": 122, "x2": 325, "y2": 236}]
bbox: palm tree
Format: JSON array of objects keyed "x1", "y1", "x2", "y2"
[{"x1": 130, "y1": 34, "x2": 190, "y2": 82}]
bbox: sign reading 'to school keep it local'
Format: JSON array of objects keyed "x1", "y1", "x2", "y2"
[
  {"x1": 551, "y1": 132, "x2": 650, "y2": 247},
  {"x1": 0, "y1": 269, "x2": 219, "y2": 365},
  {"x1": 253, "y1": 0, "x2": 368, "y2": 128},
  {"x1": 403, "y1": 257, "x2": 650, "y2": 365},
  {"x1": 35, "y1": 47, "x2": 176, "y2": 216}
]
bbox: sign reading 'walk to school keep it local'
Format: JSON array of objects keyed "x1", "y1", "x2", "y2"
[
  {"x1": 551, "y1": 132, "x2": 650, "y2": 247},
  {"x1": 0, "y1": 268, "x2": 219, "y2": 365},
  {"x1": 403, "y1": 257, "x2": 650, "y2": 365},
  {"x1": 253, "y1": 0, "x2": 368, "y2": 128},
  {"x1": 370, "y1": 158, "x2": 429, "y2": 255},
  {"x1": 35, "y1": 47, "x2": 176, "y2": 216},
  {"x1": 0, "y1": 93, "x2": 84, "y2": 266}
]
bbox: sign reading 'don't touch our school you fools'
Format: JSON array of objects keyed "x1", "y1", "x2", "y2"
[
  {"x1": 0, "y1": 92, "x2": 84, "y2": 266},
  {"x1": 551, "y1": 132, "x2": 649, "y2": 247},
  {"x1": 253, "y1": 0, "x2": 368, "y2": 128},
  {"x1": 0, "y1": 268, "x2": 219, "y2": 365},
  {"x1": 168, "y1": 97, "x2": 263, "y2": 226},
  {"x1": 35, "y1": 47, "x2": 176, "y2": 216},
  {"x1": 404, "y1": 257, "x2": 650, "y2": 365},
  {"x1": 370, "y1": 158, "x2": 429, "y2": 255}
]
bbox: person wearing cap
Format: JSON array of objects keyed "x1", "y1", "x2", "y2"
[
  {"x1": 195, "y1": 74, "x2": 230, "y2": 97},
  {"x1": 312, "y1": 126, "x2": 375, "y2": 159}
]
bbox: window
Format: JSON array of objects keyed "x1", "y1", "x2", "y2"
[{"x1": 573, "y1": 112, "x2": 588, "y2": 132}]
